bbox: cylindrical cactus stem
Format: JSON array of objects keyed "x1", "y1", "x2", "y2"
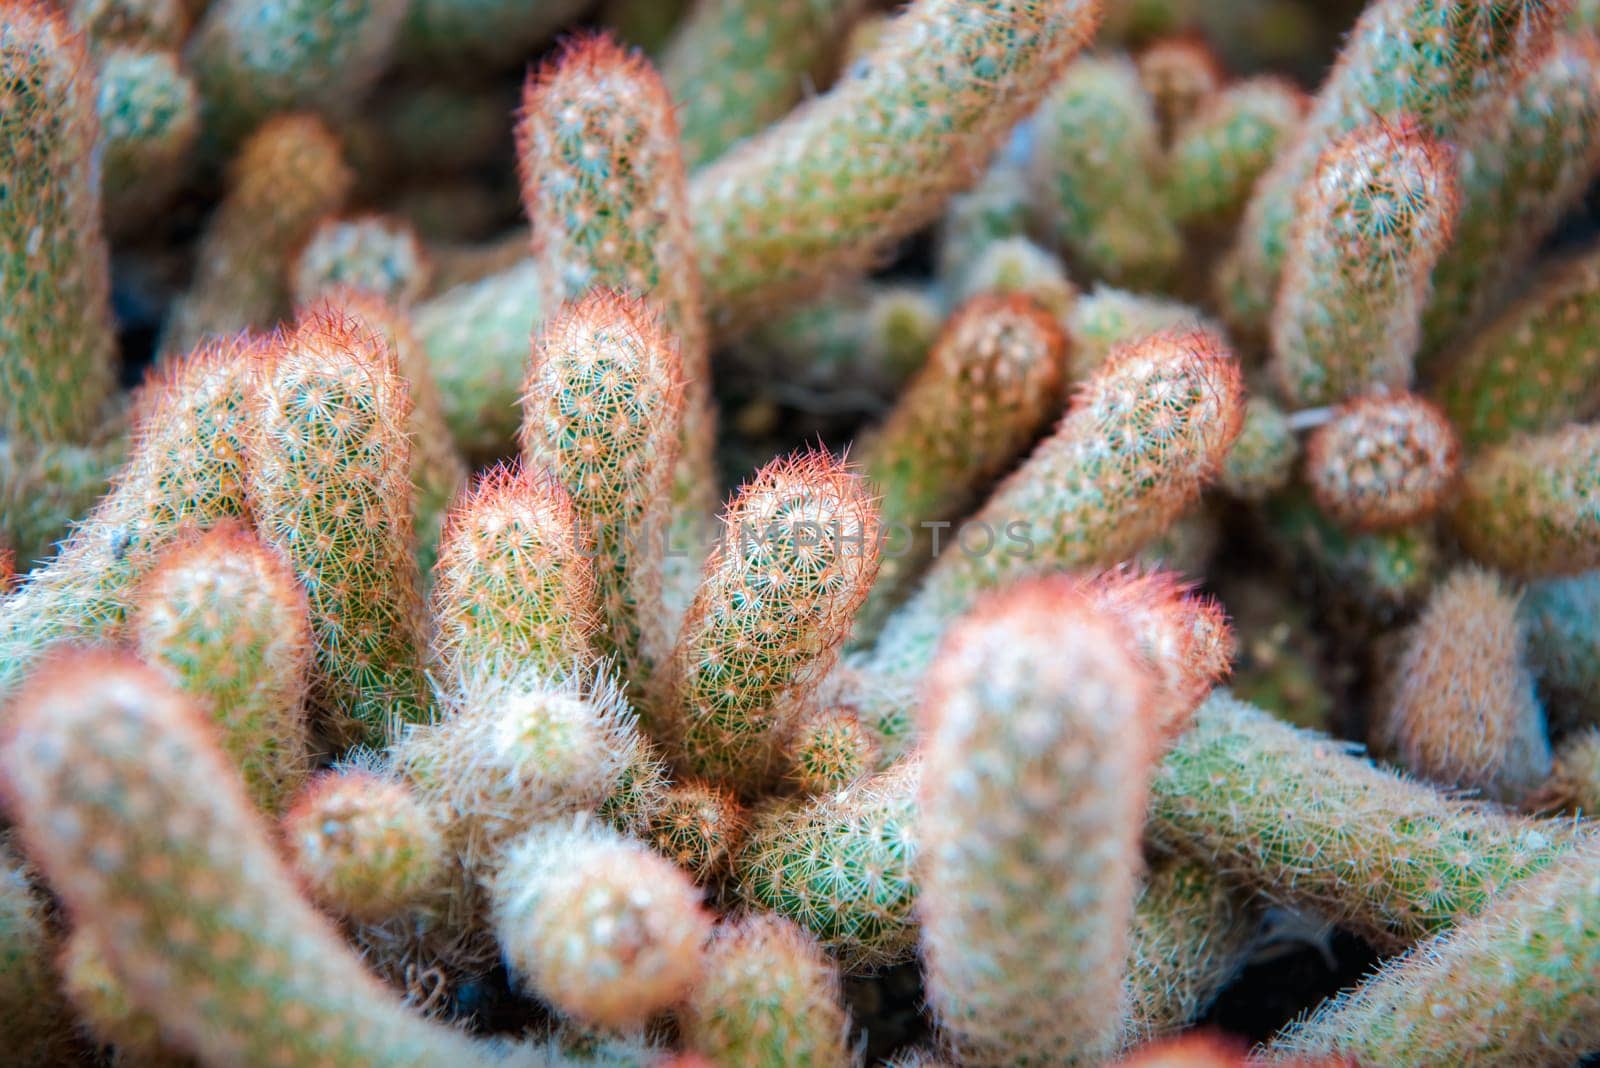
[
  {"x1": 1065, "y1": 286, "x2": 1219, "y2": 381},
  {"x1": 918, "y1": 578, "x2": 1156, "y2": 1066},
  {"x1": 185, "y1": 0, "x2": 405, "y2": 156},
  {"x1": 681, "y1": 913, "x2": 853, "y2": 1068},
  {"x1": 1532, "y1": 726, "x2": 1600, "y2": 813},
  {"x1": 1451, "y1": 422, "x2": 1600, "y2": 577},
  {"x1": 327, "y1": 288, "x2": 468, "y2": 581},
  {"x1": 1421, "y1": 31, "x2": 1600, "y2": 361},
  {"x1": 1379, "y1": 568, "x2": 1553, "y2": 803},
  {"x1": 428, "y1": 462, "x2": 599, "y2": 685},
  {"x1": 1149, "y1": 691, "x2": 1573, "y2": 951},
  {"x1": 395, "y1": 0, "x2": 587, "y2": 69},
  {"x1": 95, "y1": 47, "x2": 200, "y2": 235},
  {"x1": 0, "y1": 335, "x2": 256, "y2": 703},
  {"x1": 1434, "y1": 249, "x2": 1600, "y2": 449},
  {"x1": 853, "y1": 294, "x2": 1068, "y2": 641},
  {"x1": 0, "y1": 650, "x2": 501, "y2": 1067},
  {"x1": 520, "y1": 292, "x2": 685, "y2": 692},
  {"x1": 245, "y1": 304, "x2": 430, "y2": 747},
  {"x1": 131, "y1": 521, "x2": 314, "y2": 816},
  {"x1": 59, "y1": 926, "x2": 184, "y2": 1066},
  {"x1": 737, "y1": 282, "x2": 942, "y2": 395},
  {"x1": 1120, "y1": 856, "x2": 1259, "y2": 1049},
  {"x1": 660, "y1": 0, "x2": 867, "y2": 167},
  {"x1": 645, "y1": 777, "x2": 748, "y2": 885},
  {"x1": 0, "y1": 838, "x2": 78, "y2": 1064},
  {"x1": 1263, "y1": 487, "x2": 1442, "y2": 618},
  {"x1": 1161, "y1": 76, "x2": 1306, "y2": 231},
  {"x1": 1269, "y1": 118, "x2": 1459, "y2": 408},
  {"x1": 1218, "y1": 397, "x2": 1298, "y2": 501},
  {"x1": 1304, "y1": 392, "x2": 1460, "y2": 530},
  {"x1": 396, "y1": 666, "x2": 641, "y2": 879},
  {"x1": 1217, "y1": 0, "x2": 1562, "y2": 335},
  {"x1": 1029, "y1": 54, "x2": 1182, "y2": 287},
  {"x1": 0, "y1": 2, "x2": 117, "y2": 445},
  {"x1": 867, "y1": 329, "x2": 1244, "y2": 686},
  {"x1": 490, "y1": 815, "x2": 711, "y2": 1032},
  {"x1": 282, "y1": 768, "x2": 447, "y2": 922},
  {"x1": 161, "y1": 114, "x2": 353, "y2": 357},
  {"x1": 1521, "y1": 570, "x2": 1600, "y2": 733},
  {"x1": 784, "y1": 708, "x2": 880, "y2": 796},
  {"x1": 292, "y1": 215, "x2": 433, "y2": 308},
  {"x1": 518, "y1": 35, "x2": 716, "y2": 547},
  {"x1": 1263, "y1": 838, "x2": 1600, "y2": 1065},
  {"x1": 733, "y1": 758, "x2": 920, "y2": 970},
  {"x1": 0, "y1": 436, "x2": 124, "y2": 567},
  {"x1": 691, "y1": 0, "x2": 1106, "y2": 328},
  {"x1": 659, "y1": 450, "x2": 881, "y2": 791},
  {"x1": 414, "y1": 259, "x2": 545, "y2": 456},
  {"x1": 66, "y1": 0, "x2": 188, "y2": 51},
  {"x1": 1136, "y1": 37, "x2": 1224, "y2": 144}
]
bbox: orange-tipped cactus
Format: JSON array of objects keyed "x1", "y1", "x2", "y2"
[
  {"x1": 428, "y1": 463, "x2": 600, "y2": 684},
  {"x1": 1452, "y1": 422, "x2": 1600, "y2": 577},
  {"x1": 1305, "y1": 392, "x2": 1461, "y2": 530},
  {"x1": 245, "y1": 304, "x2": 429, "y2": 746},
  {"x1": 131, "y1": 521, "x2": 314, "y2": 815},
  {"x1": 1380, "y1": 568, "x2": 1552, "y2": 803},
  {"x1": 491, "y1": 815, "x2": 711, "y2": 1032},
  {"x1": 0, "y1": 2, "x2": 117, "y2": 445},
  {"x1": 868, "y1": 329, "x2": 1244, "y2": 685},
  {"x1": 646, "y1": 777, "x2": 748, "y2": 885},
  {"x1": 854, "y1": 293, "x2": 1068, "y2": 640},
  {"x1": 660, "y1": 450, "x2": 881, "y2": 791},
  {"x1": 283, "y1": 768, "x2": 447, "y2": 922},
  {"x1": 919, "y1": 578, "x2": 1155, "y2": 1066},
  {"x1": 518, "y1": 35, "x2": 715, "y2": 542},
  {"x1": 1270, "y1": 118, "x2": 1458, "y2": 407},
  {"x1": 519, "y1": 292, "x2": 685, "y2": 691},
  {"x1": 162, "y1": 114, "x2": 353, "y2": 356},
  {"x1": 0, "y1": 650, "x2": 496, "y2": 1066},
  {"x1": 785, "y1": 708, "x2": 881, "y2": 797}
]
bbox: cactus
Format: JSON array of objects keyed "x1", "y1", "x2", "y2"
[
  {"x1": 734, "y1": 758, "x2": 919, "y2": 970},
  {"x1": 1420, "y1": 30, "x2": 1600, "y2": 360},
  {"x1": 854, "y1": 293, "x2": 1068, "y2": 639},
  {"x1": 292, "y1": 215, "x2": 433, "y2": 308},
  {"x1": 162, "y1": 114, "x2": 353, "y2": 356},
  {"x1": 396, "y1": 0, "x2": 588, "y2": 69},
  {"x1": 131, "y1": 521, "x2": 314, "y2": 815},
  {"x1": 0, "y1": 436, "x2": 123, "y2": 566},
  {"x1": 1265, "y1": 838, "x2": 1600, "y2": 1065},
  {"x1": 947, "y1": 238, "x2": 1079, "y2": 334},
  {"x1": 186, "y1": 0, "x2": 406, "y2": 155},
  {"x1": 0, "y1": 1, "x2": 117, "y2": 445},
  {"x1": 659, "y1": 0, "x2": 866, "y2": 167},
  {"x1": 736, "y1": 282, "x2": 942, "y2": 396},
  {"x1": 1162, "y1": 77, "x2": 1306, "y2": 229},
  {"x1": 1451, "y1": 421, "x2": 1600, "y2": 577},
  {"x1": 1434, "y1": 249, "x2": 1600, "y2": 449},
  {"x1": 67, "y1": 0, "x2": 187, "y2": 50},
  {"x1": 491, "y1": 815, "x2": 711, "y2": 1031},
  {"x1": 1029, "y1": 55, "x2": 1182, "y2": 288},
  {"x1": 518, "y1": 34, "x2": 716, "y2": 546},
  {"x1": 1137, "y1": 38, "x2": 1224, "y2": 144},
  {"x1": 691, "y1": 0, "x2": 1105, "y2": 326},
  {"x1": 283, "y1": 768, "x2": 447, "y2": 921},
  {"x1": 245, "y1": 304, "x2": 430, "y2": 746},
  {"x1": 936, "y1": 146, "x2": 1033, "y2": 283},
  {"x1": 681, "y1": 913, "x2": 852, "y2": 1068},
  {"x1": 58, "y1": 926, "x2": 181, "y2": 1065},
  {"x1": 867, "y1": 329, "x2": 1243, "y2": 685},
  {"x1": 785, "y1": 709, "x2": 879, "y2": 796},
  {"x1": 0, "y1": 650, "x2": 499, "y2": 1067},
  {"x1": 0, "y1": 838, "x2": 77, "y2": 1064},
  {"x1": 520, "y1": 292, "x2": 684, "y2": 691},
  {"x1": 1064, "y1": 286, "x2": 1219, "y2": 381},
  {"x1": 918, "y1": 578, "x2": 1155, "y2": 1066},
  {"x1": 1263, "y1": 487, "x2": 1441, "y2": 617},
  {"x1": 428, "y1": 462, "x2": 596, "y2": 686},
  {"x1": 646, "y1": 778, "x2": 748, "y2": 884},
  {"x1": 95, "y1": 47, "x2": 199, "y2": 232},
  {"x1": 1219, "y1": 397, "x2": 1298, "y2": 501},
  {"x1": 1218, "y1": 0, "x2": 1561, "y2": 334},
  {"x1": 1521, "y1": 570, "x2": 1600, "y2": 732},
  {"x1": 660, "y1": 451, "x2": 880, "y2": 790},
  {"x1": 1304, "y1": 392, "x2": 1460, "y2": 530},
  {"x1": 1149, "y1": 691, "x2": 1572, "y2": 951},
  {"x1": 1380, "y1": 568, "x2": 1552, "y2": 803},
  {"x1": 1532, "y1": 726, "x2": 1600, "y2": 813},
  {"x1": 1269, "y1": 118, "x2": 1458, "y2": 407}
]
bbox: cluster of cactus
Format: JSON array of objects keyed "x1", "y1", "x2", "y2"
[{"x1": 6, "y1": 0, "x2": 1600, "y2": 1065}]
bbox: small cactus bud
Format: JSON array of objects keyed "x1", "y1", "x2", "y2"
[
  {"x1": 1136, "y1": 37, "x2": 1224, "y2": 144},
  {"x1": 785, "y1": 709, "x2": 880, "y2": 797},
  {"x1": 1305, "y1": 392, "x2": 1460, "y2": 530},
  {"x1": 681, "y1": 913, "x2": 853, "y2": 1068},
  {"x1": 1067, "y1": 286, "x2": 1220, "y2": 380},
  {"x1": 291, "y1": 215, "x2": 432, "y2": 307},
  {"x1": 283, "y1": 769, "x2": 447, "y2": 922},
  {"x1": 1219, "y1": 396, "x2": 1298, "y2": 501},
  {"x1": 948, "y1": 237, "x2": 1079, "y2": 335},
  {"x1": 95, "y1": 47, "x2": 200, "y2": 233},
  {"x1": 1162, "y1": 77, "x2": 1305, "y2": 229},
  {"x1": 67, "y1": 0, "x2": 187, "y2": 50},
  {"x1": 491, "y1": 815, "x2": 711, "y2": 1031},
  {"x1": 1452, "y1": 422, "x2": 1600, "y2": 577},
  {"x1": 646, "y1": 778, "x2": 748, "y2": 885}
]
